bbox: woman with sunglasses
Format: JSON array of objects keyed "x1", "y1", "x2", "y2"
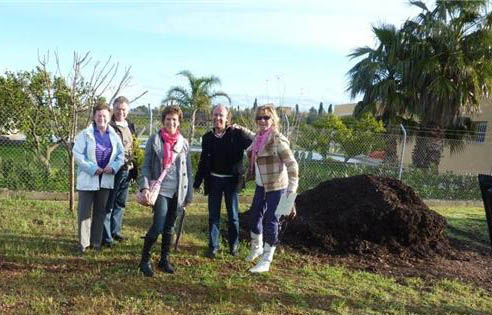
[{"x1": 246, "y1": 104, "x2": 298, "y2": 273}]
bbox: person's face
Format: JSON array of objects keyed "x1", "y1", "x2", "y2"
[
  {"x1": 113, "y1": 102, "x2": 129, "y2": 122},
  {"x1": 255, "y1": 109, "x2": 273, "y2": 132},
  {"x1": 163, "y1": 113, "x2": 180, "y2": 134},
  {"x1": 213, "y1": 106, "x2": 228, "y2": 131},
  {"x1": 94, "y1": 109, "x2": 110, "y2": 130}
]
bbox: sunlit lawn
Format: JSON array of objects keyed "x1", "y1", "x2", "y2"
[{"x1": 0, "y1": 197, "x2": 491, "y2": 314}]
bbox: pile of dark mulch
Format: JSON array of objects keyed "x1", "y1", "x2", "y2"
[
  {"x1": 239, "y1": 175, "x2": 492, "y2": 289},
  {"x1": 240, "y1": 175, "x2": 449, "y2": 259},
  {"x1": 285, "y1": 175, "x2": 449, "y2": 258}
]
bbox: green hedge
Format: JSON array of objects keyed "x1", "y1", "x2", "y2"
[
  {"x1": 298, "y1": 159, "x2": 481, "y2": 200},
  {"x1": 0, "y1": 142, "x2": 482, "y2": 200},
  {"x1": 0, "y1": 157, "x2": 69, "y2": 192}
]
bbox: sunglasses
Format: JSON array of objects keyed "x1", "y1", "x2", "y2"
[{"x1": 255, "y1": 115, "x2": 271, "y2": 121}]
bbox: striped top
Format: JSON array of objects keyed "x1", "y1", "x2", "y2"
[{"x1": 94, "y1": 125, "x2": 113, "y2": 169}]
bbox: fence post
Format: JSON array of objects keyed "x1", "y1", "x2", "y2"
[
  {"x1": 148, "y1": 103, "x2": 152, "y2": 137},
  {"x1": 399, "y1": 124, "x2": 407, "y2": 180}
]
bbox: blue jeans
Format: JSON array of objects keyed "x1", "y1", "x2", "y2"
[
  {"x1": 146, "y1": 194, "x2": 178, "y2": 240},
  {"x1": 249, "y1": 185, "x2": 283, "y2": 246},
  {"x1": 208, "y1": 176, "x2": 239, "y2": 251},
  {"x1": 103, "y1": 169, "x2": 129, "y2": 243}
]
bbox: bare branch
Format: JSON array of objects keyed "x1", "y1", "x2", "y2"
[
  {"x1": 92, "y1": 56, "x2": 116, "y2": 96},
  {"x1": 129, "y1": 90, "x2": 148, "y2": 104},
  {"x1": 54, "y1": 50, "x2": 62, "y2": 77},
  {"x1": 99, "y1": 66, "x2": 119, "y2": 97},
  {"x1": 107, "y1": 65, "x2": 132, "y2": 105}
]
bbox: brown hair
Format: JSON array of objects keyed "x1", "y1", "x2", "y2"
[
  {"x1": 92, "y1": 103, "x2": 111, "y2": 116},
  {"x1": 161, "y1": 105, "x2": 183, "y2": 123},
  {"x1": 255, "y1": 104, "x2": 279, "y2": 129}
]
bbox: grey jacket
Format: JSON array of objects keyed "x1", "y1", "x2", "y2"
[{"x1": 138, "y1": 132, "x2": 193, "y2": 207}]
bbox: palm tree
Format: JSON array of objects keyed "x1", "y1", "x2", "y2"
[
  {"x1": 163, "y1": 70, "x2": 231, "y2": 143},
  {"x1": 347, "y1": 24, "x2": 416, "y2": 165},
  {"x1": 404, "y1": 0, "x2": 492, "y2": 168},
  {"x1": 347, "y1": 0, "x2": 492, "y2": 168}
]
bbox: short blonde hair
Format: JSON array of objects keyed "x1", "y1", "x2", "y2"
[{"x1": 255, "y1": 104, "x2": 279, "y2": 129}]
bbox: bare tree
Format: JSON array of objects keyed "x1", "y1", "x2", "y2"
[{"x1": 37, "y1": 51, "x2": 141, "y2": 212}]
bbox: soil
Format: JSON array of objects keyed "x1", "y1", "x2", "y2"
[{"x1": 239, "y1": 175, "x2": 492, "y2": 290}]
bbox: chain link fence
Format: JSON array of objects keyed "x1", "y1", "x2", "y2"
[{"x1": 0, "y1": 110, "x2": 485, "y2": 201}]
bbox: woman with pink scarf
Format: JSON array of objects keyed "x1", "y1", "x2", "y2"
[
  {"x1": 246, "y1": 104, "x2": 298, "y2": 273},
  {"x1": 138, "y1": 106, "x2": 193, "y2": 277}
]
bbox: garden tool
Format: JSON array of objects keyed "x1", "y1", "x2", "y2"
[{"x1": 477, "y1": 174, "x2": 492, "y2": 250}]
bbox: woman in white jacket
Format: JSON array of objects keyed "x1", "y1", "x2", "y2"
[{"x1": 73, "y1": 103, "x2": 124, "y2": 254}]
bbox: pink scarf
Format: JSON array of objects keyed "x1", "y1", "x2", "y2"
[
  {"x1": 250, "y1": 127, "x2": 273, "y2": 174},
  {"x1": 159, "y1": 128, "x2": 180, "y2": 169}
]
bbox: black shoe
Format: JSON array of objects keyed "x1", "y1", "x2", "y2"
[
  {"x1": 139, "y1": 260, "x2": 154, "y2": 277},
  {"x1": 76, "y1": 246, "x2": 86, "y2": 256},
  {"x1": 113, "y1": 235, "x2": 127, "y2": 242},
  {"x1": 89, "y1": 244, "x2": 102, "y2": 251},
  {"x1": 101, "y1": 240, "x2": 115, "y2": 248},
  {"x1": 158, "y1": 258, "x2": 175, "y2": 274},
  {"x1": 230, "y1": 243, "x2": 239, "y2": 256},
  {"x1": 206, "y1": 248, "x2": 219, "y2": 259}
]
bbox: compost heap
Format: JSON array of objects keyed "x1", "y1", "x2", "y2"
[{"x1": 281, "y1": 175, "x2": 449, "y2": 258}]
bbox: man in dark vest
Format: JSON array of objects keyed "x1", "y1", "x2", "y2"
[
  {"x1": 194, "y1": 104, "x2": 254, "y2": 258},
  {"x1": 102, "y1": 96, "x2": 137, "y2": 246}
]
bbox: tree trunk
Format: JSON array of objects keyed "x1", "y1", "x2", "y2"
[
  {"x1": 69, "y1": 151, "x2": 75, "y2": 213},
  {"x1": 411, "y1": 125, "x2": 444, "y2": 169},
  {"x1": 188, "y1": 109, "x2": 197, "y2": 145},
  {"x1": 38, "y1": 143, "x2": 60, "y2": 173},
  {"x1": 383, "y1": 134, "x2": 399, "y2": 165}
]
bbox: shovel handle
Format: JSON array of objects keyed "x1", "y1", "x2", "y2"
[{"x1": 174, "y1": 207, "x2": 186, "y2": 251}]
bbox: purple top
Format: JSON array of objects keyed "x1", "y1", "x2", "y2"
[{"x1": 94, "y1": 124, "x2": 112, "y2": 169}]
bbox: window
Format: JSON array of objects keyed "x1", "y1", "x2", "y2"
[{"x1": 476, "y1": 121, "x2": 487, "y2": 143}]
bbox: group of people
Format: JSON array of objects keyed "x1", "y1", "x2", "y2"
[
  {"x1": 73, "y1": 98, "x2": 298, "y2": 277},
  {"x1": 73, "y1": 97, "x2": 135, "y2": 254}
]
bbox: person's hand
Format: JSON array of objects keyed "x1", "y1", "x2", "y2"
[
  {"x1": 285, "y1": 190, "x2": 294, "y2": 197},
  {"x1": 288, "y1": 206, "x2": 297, "y2": 220},
  {"x1": 141, "y1": 188, "x2": 150, "y2": 200},
  {"x1": 95, "y1": 168, "x2": 104, "y2": 175},
  {"x1": 103, "y1": 166, "x2": 113, "y2": 174}
]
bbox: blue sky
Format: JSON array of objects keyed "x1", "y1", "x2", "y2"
[{"x1": 0, "y1": 0, "x2": 424, "y2": 111}]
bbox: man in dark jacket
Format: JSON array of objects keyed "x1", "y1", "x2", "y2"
[
  {"x1": 102, "y1": 96, "x2": 137, "y2": 246},
  {"x1": 194, "y1": 105, "x2": 254, "y2": 258}
]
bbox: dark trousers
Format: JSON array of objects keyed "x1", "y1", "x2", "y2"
[
  {"x1": 208, "y1": 176, "x2": 240, "y2": 250},
  {"x1": 103, "y1": 169, "x2": 130, "y2": 242},
  {"x1": 249, "y1": 185, "x2": 283, "y2": 246},
  {"x1": 146, "y1": 194, "x2": 178, "y2": 240}
]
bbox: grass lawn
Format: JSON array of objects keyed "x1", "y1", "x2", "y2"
[{"x1": 0, "y1": 197, "x2": 491, "y2": 314}]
